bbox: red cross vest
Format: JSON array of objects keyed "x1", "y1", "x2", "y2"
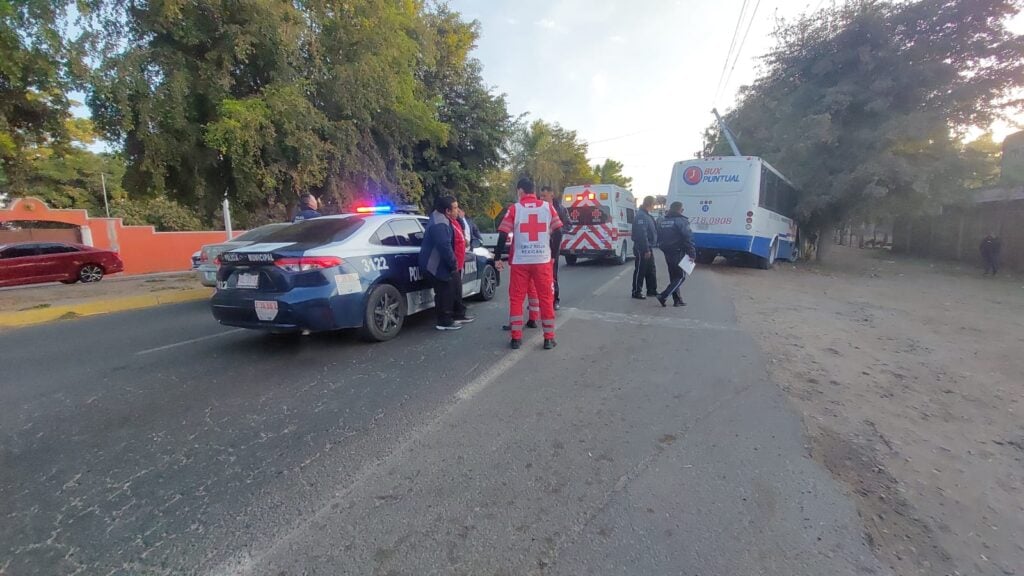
[{"x1": 512, "y1": 199, "x2": 553, "y2": 265}]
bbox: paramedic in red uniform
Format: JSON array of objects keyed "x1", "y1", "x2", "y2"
[{"x1": 495, "y1": 178, "x2": 563, "y2": 350}]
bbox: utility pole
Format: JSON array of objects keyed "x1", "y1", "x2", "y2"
[
  {"x1": 222, "y1": 193, "x2": 233, "y2": 240},
  {"x1": 711, "y1": 108, "x2": 742, "y2": 157},
  {"x1": 100, "y1": 173, "x2": 110, "y2": 217}
]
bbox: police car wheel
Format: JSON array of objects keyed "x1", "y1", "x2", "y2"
[
  {"x1": 360, "y1": 283, "x2": 406, "y2": 342},
  {"x1": 477, "y1": 265, "x2": 498, "y2": 301}
]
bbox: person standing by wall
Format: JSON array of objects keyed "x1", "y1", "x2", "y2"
[
  {"x1": 980, "y1": 233, "x2": 1002, "y2": 276},
  {"x1": 539, "y1": 185, "x2": 570, "y2": 310},
  {"x1": 495, "y1": 178, "x2": 563, "y2": 350},
  {"x1": 293, "y1": 194, "x2": 322, "y2": 222},
  {"x1": 631, "y1": 195, "x2": 659, "y2": 299},
  {"x1": 419, "y1": 196, "x2": 475, "y2": 331},
  {"x1": 655, "y1": 202, "x2": 695, "y2": 307}
]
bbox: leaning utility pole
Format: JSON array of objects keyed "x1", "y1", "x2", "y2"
[{"x1": 711, "y1": 108, "x2": 742, "y2": 157}]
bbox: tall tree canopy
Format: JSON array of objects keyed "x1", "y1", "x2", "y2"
[
  {"x1": 592, "y1": 158, "x2": 632, "y2": 189},
  {"x1": 707, "y1": 0, "x2": 1024, "y2": 249},
  {"x1": 508, "y1": 119, "x2": 594, "y2": 195}
]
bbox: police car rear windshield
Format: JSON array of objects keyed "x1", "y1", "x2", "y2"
[{"x1": 261, "y1": 217, "x2": 364, "y2": 245}]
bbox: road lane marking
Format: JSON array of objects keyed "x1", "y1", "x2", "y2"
[
  {"x1": 135, "y1": 329, "x2": 246, "y2": 355},
  {"x1": 214, "y1": 310, "x2": 577, "y2": 576},
  {"x1": 564, "y1": 307, "x2": 739, "y2": 332},
  {"x1": 592, "y1": 267, "x2": 632, "y2": 296}
]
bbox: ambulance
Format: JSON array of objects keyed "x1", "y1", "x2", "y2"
[{"x1": 559, "y1": 184, "x2": 636, "y2": 265}]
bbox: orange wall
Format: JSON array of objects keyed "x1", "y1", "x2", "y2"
[{"x1": 1, "y1": 197, "x2": 245, "y2": 275}]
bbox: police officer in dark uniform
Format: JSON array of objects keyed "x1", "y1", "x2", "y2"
[
  {"x1": 540, "y1": 186, "x2": 570, "y2": 309},
  {"x1": 655, "y1": 201, "x2": 695, "y2": 307},
  {"x1": 631, "y1": 195, "x2": 659, "y2": 299},
  {"x1": 293, "y1": 194, "x2": 322, "y2": 222}
]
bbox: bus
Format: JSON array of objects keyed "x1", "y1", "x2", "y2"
[{"x1": 666, "y1": 156, "x2": 799, "y2": 269}]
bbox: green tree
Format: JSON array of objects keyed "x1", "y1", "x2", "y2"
[
  {"x1": 411, "y1": 7, "x2": 512, "y2": 216},
  {"x1": 509, "y1": 119, "x2": 593, "y2": 195},
  {"x1": 88, "y1": 0, "x2": 446, "y2": 226},
  {"x1": 592, "y1": 158, "x2": 632, "y2": 189},
  {"x1": 708, "y1": 0, "x2": 1024, "y2": 260},
  {"x1": 1, "y1": 0, "x2": 89, "y2": 193}
]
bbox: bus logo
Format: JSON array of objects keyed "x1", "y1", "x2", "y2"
[{"x1": 683, "y1": 166, "x2": 703, "y2": 185}]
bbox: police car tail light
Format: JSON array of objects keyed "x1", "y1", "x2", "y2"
[{"x1": 275, "y1": 256, "x2": 344, "y2": 272}]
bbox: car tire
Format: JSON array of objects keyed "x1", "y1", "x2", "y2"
[
  {"x1": 359, "y1": 283, "x2": 406, "y2": 342},
  {"x1": 695, "y1": 251, "x2": 717, "y2": 265},
  {"x1": 564, "y1": 254, "x2": 578, "y2": 266},
  {"x1": 613, "y1": 241, "x2": 627, "y2": 265},
  {"x1": 475, "y1": 264, "x2": 498, "y2": 301},
  {"x1": 60, "y1": 279, "x2": 78, "y2": 285},
  {"x1": 758, "y1": 240, "x2": 778, "y2": 270},
  {"x1": 79, "y1": 264, "x2": 105, "y2": 283}
]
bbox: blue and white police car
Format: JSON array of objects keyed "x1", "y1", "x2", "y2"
[{"x1": 210, "y1": 207, "x2": 500, "y2": 341}]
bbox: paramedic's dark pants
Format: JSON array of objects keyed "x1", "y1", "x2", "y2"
[
  {"x1": 659, "y1": 247, "x2": 686, "y2": 303},
  {"x1": 632, "y1": 249, "x2": 657, "y2": 296}
]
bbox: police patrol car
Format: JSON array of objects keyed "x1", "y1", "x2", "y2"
[{"x1": 210, "y1": 206, "x2": 500, "y2": 341}]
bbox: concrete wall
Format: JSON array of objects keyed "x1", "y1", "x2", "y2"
[
  {"x1": 1, "y1": 197, "x2": 243, "y2": 275},
  {"x1": 893, "y1": 195, "x2": 1024, "y2": 271}
]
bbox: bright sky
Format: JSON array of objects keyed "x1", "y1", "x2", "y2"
[{"x1": 449, "y1": 0, "x2": 1024, "y2": 196}]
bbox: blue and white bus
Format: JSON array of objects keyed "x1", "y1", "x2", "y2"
[{"x1": 666, "y1": 156, "x2": 799, "y2": 269}]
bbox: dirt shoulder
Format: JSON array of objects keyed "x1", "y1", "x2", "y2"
[
  {"x1": 715, "y1": 246, "x2": 1024, "y2": 576},
  {"x1": 0, "y1": 273, "x2": 208, "y2": 325}
]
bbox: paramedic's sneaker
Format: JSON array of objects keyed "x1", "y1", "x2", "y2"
[
  {"x1": 526, "y1": 320, "x2": 538, "y2": 329},
  {"x1": 656, "y1": 295, "x2": 668, "y2": 307},
  {"x1": 510, "y1": 339, "x2": 522, "y2": 349},
  {"x1": 454, "y1": 315, "x2": 476, "y2": 324},
  {"x1": 436, "y1": 323, "x2": 463, "y2": 331},
  {"x1": 543, "y1": 339, "x2": 557, "y2": 350},
  {"x1": 501, "y1": 324, "x2": 511, "y2": 331}
]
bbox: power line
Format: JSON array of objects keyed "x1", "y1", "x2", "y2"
[
  {"x1": 713, "y1": 0, "x2": 752, "y2": 106},
  {"x1": 721, "y1": 0, "x2": 763, "y2": 99}
]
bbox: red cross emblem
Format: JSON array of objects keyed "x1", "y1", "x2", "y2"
[{"x1": 518, "y1": 213, "x2": 547, "y2": 242}]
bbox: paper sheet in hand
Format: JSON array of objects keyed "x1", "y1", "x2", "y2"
[{"x1": 679, "y1": 254, "x2": 696, "y2": 276}]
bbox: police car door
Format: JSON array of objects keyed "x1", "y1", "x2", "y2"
[{"x1": 375, "y1": 218, "x2": 432, "y2": 314}]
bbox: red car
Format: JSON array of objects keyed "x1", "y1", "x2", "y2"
[{"x1": 0, "y1": 242, "x2": 125, "y2": 287}]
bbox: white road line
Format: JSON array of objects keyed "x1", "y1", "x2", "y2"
[
  {"x1": 564, "y1": 307, "x2": 740, "y2": 332},
  {"x1": 135, "y1": 329, "x2": 246, "y2": 356},
  {"x1": 592, "y1": 266, "x2": 632, "y2": 296},
  {"x1": 213, "y1": 310, "x2": 578, "y2": 576},
  {"x1": 456, "y1": 309, "x2": 576, "y2": 401}
]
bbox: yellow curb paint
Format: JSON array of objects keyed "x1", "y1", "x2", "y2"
[{"x1": 0, "y1": 288, "x2": 213, "y2": 328}]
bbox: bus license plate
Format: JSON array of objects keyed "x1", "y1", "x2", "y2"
[
  {"x1": 237, "y1": 273, "x2": 259, "y2": 289},
  {"x1": 695, "y1": 223, "x2": 709, "y2": 231}
]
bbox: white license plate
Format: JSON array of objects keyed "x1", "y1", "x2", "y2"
[
  {"x1": 255, "y1": 300, "x2": 278, "y2": 321},
  {"x1": 237, "y1": 272, "x2": 260, "y2": 289},
  {"x1": 695, "y1": 223, "x2": 709, "y2": 231}
]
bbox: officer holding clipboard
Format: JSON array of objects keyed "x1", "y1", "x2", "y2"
[{"x1": 655, "y1": 201, "x2": 696, "y2": 308}]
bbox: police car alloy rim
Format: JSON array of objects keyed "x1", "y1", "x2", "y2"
[
  {"x1": 374, "y1": 290, "x2": 401, "y2": 333},
  {"x1": 482, "y1": 266, "x2": 497, "y2": 298}
]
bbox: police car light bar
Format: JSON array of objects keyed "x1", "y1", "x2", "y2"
[{"x1": 356, "y1": 206, "x2": 393, "y2": 214}]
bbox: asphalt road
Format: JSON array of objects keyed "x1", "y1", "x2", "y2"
[{"x1": 0, "y1": 256, "x2": 889, "y2": 576}]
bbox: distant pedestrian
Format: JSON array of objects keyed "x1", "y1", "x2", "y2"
[
  {"x1": 457, "y1": 208, "x2": 484, "y2": 249},
  {"x1": 655, "y1": 202, "x2": 695, "y2": 307},
  {"x1": 419, "y1": 196, "x2": 475, "y2": 331},
  {"x1": 293, "y1": 194, "x2": 322, "y2": 222},
  {"x1": 980, "y1": 233, "x2": 1002, "y2": 276},
  {"x1": 631, "y1": 195, "x2": 658, "y2": 299},
  {"x1": 539, "y1": 185, "x2": 569, "y2": 310},
  {"x1": 495, "y1": 178, "x2": 563, "y2": 350}
]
